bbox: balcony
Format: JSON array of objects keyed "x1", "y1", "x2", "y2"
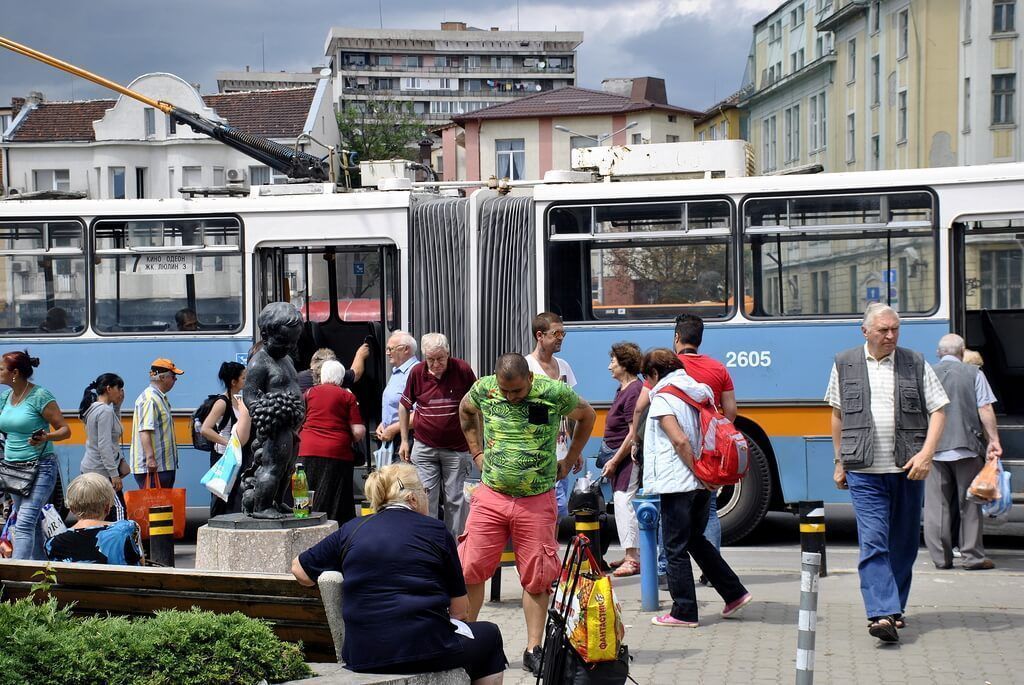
[
  {"x1": 342, "y1": 87, "x2": 546, "y2": 98},
  {"x1": 815, "y1": 0, "x2": 868, "y2": 32},
  {"x1": 339, "y1": 63, "x2": 575, "y2": 75}
]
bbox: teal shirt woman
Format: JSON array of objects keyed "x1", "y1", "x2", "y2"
[{"x1": 0, "y1": 351, "x2": 70, "y2": 560}]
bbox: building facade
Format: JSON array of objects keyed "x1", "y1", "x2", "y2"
[
  {"x1": 325, "y1": 22, "x2": 583, "y2": 124},
  {"x1": 1, "y1": 73, "x2": 339, "y2": 198},
  {"x1": 695, "y1": 90, "x2": 746, "y2": 142},
  {"x1": 216, "y1": 67, "x2": 327, "y2": 93}
]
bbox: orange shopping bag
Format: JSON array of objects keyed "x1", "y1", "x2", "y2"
[{"x1": 124, "y1": 473, "x2": 186, "y2": 539}]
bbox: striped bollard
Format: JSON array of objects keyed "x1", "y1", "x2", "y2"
[
  {"x1": 489, "y1": 538, "x2": 516, "y2": 602},
  {"x1": 796, "y1": 551, "x2": 821, "y2": 685},
  {"x1": 360, "y1": 499, "x2": 374, "y2": 518},
  {"x1": 798, "y1": 501, "x2": 827, "y2": 577},
  {"x1": 148, "y1": 505, "x2": 175, "y2": 567}
]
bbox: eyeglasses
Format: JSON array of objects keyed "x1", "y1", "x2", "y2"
[{"x1": 545, "y1": 330, "x2": 566, "y2": 339}]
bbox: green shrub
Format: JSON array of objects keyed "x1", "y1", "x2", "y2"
[{"x1": 0, "y1": 599, "x2": 312, "y2": 685}]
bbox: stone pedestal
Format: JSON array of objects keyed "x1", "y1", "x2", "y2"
[{"x1": 194, "y1": 514, "x2": 338, "y2": 573}]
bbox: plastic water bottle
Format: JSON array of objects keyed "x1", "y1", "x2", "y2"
[{"x1": 292, "y1": 463, "x2": 310, "y2": 519}]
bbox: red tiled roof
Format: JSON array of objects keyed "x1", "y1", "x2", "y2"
[
  {"x1": 452, "y1": 86, "x2": 702, "y2": 123},
  {"x1": 7, "y1": 87, "x2": 316, "y2": 142}
]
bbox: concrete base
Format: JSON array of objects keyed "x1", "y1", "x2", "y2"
[
  {"x1": 194, "y1": 519, "x2": 337, "y2": 573},
  {"x1": 278, "y1": 664, "x2": 469, "y2": 685}
]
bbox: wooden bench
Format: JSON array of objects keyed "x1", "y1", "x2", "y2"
[{"x1": 0, "y1": 560, "x2": 336, "y2": 663}]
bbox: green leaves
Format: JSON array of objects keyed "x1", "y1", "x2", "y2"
[
  {"x1": 337, "y1": 96, "x2": 427, "y2": 164},
  {"x1": 0, "y1": 599, "x2": 311, "y2": 685}
]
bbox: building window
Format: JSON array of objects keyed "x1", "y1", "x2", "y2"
[
  {"x1": 784, "y1": 104, "x2": 801, "y2": 162},
  {"x1": 698, "y1": 130, "x2": 707, "y2": 142},
  {"x1": 110, "y1": 167, "x2": 126, "y2": 199},
  {"x1": 467, "y1": 55, "x2": 480, "y2": 69},
  {"x1": 719, "y1": 121, "x2": 728, "y2": 138},
  {"x1": 871, "y1": 134, "x2": 881, "y2": 169},
  {"x1": 809, "y1": 91, "x2": 827, "y2": 151},
  {"x1": 791, "y1": 49, "x2": 805, "y2": 72},
  {"x1": 871, "y1": 1, "x2": 881, "y2": 33},
  {"x1": 898, "y1": 90, "x2": 908, "y2": 142},
  {"x1": 994, "y1": 0, "x2": 1016, "y2": 33},
  {"x1": 213, "y1": 167, "x2": 225, "y2": 186},
  {"x1": 811, "y1": 271, "x2": 830, "y2": 312},
  {"x1": 964, "y1": 77, "x2": 972, "y2": 131},
  {"x1": 500, "y1": 56, "x2": 513, "y2": 70},
  {"x1": 570, "y1": 136, "x2": 593, "y2": 151},
  {"x1": 182, "y1": 166, "x2": 202, "y2": 188},
  {"x1": 33, "y1": 169, "x2": 70, "y2": 192},
  {"x1": 668, "y1": 114, "x2": 677, "y2": 123},
  {"x1": 135, "y1": 168, "x2": 147, "y2": 199},
  {"x1": 993, "y1": 74, "x2": 1016, "y2": 124},
  {"x1": 665, "y1": 134, "x2": 679, "y2": 143},
  {"x1": 377, "y1": 55, "x2": 392, "y2": 67},
  {"x1": 403, "y1": 77, "x2": 421, "y2": 89},
  {"x1": 434, "y1": 55, "x2": 448, "y2": 68},
  {"x1": 981, "y1": 249, "x2": 1023, "y2": 308},
  {"x1": 404, "y1": 55, "x2": 421, "y2": 68},
  {"x1": 631, "y1": 133, "x2": 643, "y2": 144},
  {"x1": 791, "y1": 5, "x2": 805, "y2": 27},
  {"x1": 495, "y1": 139, "x2": 525, "y2": 180},
  {"x1": 762, "y1": 115, "x2": 777, "y2": 171},
  {"x1": 167, "y1": 116, "x2": 176, "y2": 136},
  {"x1": 964, "y1": 0, "x2": 972, "y2": 40},
  {"x1": 898, "y1": 9, "x2": 909, "y2": 59},
  {"x1": 144, "y1": 108, "x2": 156, "y2": 137},
  {"x1": 871, "y1": 55, "x2": 881, "y2": 105},
  {"x1": 847, "y1": 38, "x2": 857, "y2": 82},
  {"x1": 249, "y1": 165, "x2": 286, "y2": 185},
  {"x1": 846, "y1": 113, "x2": 856, "y2": 162}
]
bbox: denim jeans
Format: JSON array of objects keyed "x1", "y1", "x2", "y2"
[
  {"x1": 660, "y1": 489, "x2": 747, "y2": 622},
  {"x1": 846, "y1": 471, "x2": 925, "y2": 620},
  {"x1": 11, "y1": 453, "x2": 58, "y2": 561},
  {"x1": 555, "y1": 477, "x2": 569, "y2": 519},
  {"x1": 658, "y1": 490, "x2": 721, "y2": 575}
]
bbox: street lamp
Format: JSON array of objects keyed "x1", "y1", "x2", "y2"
[{"x1": 553, "y1": 120, "x2": 639, "y2": 145}]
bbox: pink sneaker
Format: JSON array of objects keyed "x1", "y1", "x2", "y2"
[
  {"x1": 721, "y1": 592, "x2": 752, "y2": 619},
  {"x1": 651, "y1": 614, "x2": 698, "y2": 628}
]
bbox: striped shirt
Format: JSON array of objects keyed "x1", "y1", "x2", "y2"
[
  {"x1": 825, "y1": 344, "x2": 948, "y2": 474},
  {"x1": 130, "y1": 384, "x2": 178, "y2": 474}
]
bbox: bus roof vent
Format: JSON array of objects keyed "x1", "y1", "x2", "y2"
[
  {"x1": 379, "y1": 177, "x2": 413, "y2": 191},
  {"x1": 542, "y1": 170, "x2": 595, "y2": 184},
  {"x1": 571, "y1": 141, "x2": 753, "y2": 181}
]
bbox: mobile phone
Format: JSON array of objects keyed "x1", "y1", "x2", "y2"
[{"x1": 30, "y1": 428, "x2": 46, "y2": 440}]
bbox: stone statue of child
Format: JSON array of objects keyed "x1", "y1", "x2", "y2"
[{"x1": 240, "y1": 302, "x2": 306, "y2": 519}]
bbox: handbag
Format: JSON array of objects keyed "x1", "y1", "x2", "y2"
[
  {"x1": 124, "y1": 473, "x2": 187, "y2": 539},
  {"x1": 202, "y1": 428, "x2": 243, "y2": 502},
  {"x1": 0, "y1": 459, "x2": 40, "y2": 497}
]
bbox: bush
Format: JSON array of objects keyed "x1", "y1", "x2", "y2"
[{"x1": 0, "y1": 599, "x2": 312, "y2": 685}]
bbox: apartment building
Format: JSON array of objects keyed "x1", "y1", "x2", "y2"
[
  {"x1": 325, "y1": 22, "x2": 583, "y2": 124},
  {"x1": 216, "y1": 67, "x2": 327, "y2": 93},
  {"x1": 695, "y1": 90, "x2": 746, "y2": 142}
]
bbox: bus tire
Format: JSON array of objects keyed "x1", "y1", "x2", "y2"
[{"x1": 718, "y1": 437, "x2": 771, "y2": 545}]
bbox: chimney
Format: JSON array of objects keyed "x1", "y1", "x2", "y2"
[
  {"x1": 490, "y1": 27, "x2": 500, "y2": 31},
  {"x1": 629, "y1": 77, "x2": 667, "y2": 105},
  {"x1": 11, "y1": 97, "x2": 26, "y2": 116},
  {"x1": 441, "y1": 21, "x2": 467, "y2": 31}
]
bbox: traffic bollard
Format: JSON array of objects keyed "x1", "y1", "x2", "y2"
[
  {"x1": 796, "y1": 551, "x2": 821, "y2": 685},
  {"x1": 573, "y1": 511, "x2": 604, "y2": 573},
  {"x1": 798, "y1": 501, "x2": 827, "y2": 577},
  {"x1": 633, "y1": 491, "x2": 661, "y2": 612},
  {"x1": 489, "y1": 537, "x2": 515, "y2": 602},
  {"x1": 359, "y1": 499, "x2": 373, "y2": 518},
  {"x1": 148, "y1": 505, "x2": 174, "y2": 567}
]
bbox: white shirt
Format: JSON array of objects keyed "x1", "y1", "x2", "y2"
[
  {"x1": 824, "y1": 344, "x2": 949, "y2": 474},
  {"x1": 527, "y1": 353, "x2": 577, "y2": 461},
  {"x1": 933, "y1": 355, "x2": 997, "y2": 462}
]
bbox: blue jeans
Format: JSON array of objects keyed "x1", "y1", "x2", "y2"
[
  {"x1": 658, "y1": 490, "x2": 721, "y2": 575},
  {"x1": 846, "y1": 471, "x2": 925, "y2": 620},
  {"x1": 11, "y1": 454, "x2": 58, "y2": 561},
  {"x1": 555, "y1": 477, "x2": 569, "y2": 519}
]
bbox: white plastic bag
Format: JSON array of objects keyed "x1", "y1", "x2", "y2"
[
  {"x1": 201, "y1": 428, "x2": 242, "y2": 502},
  {"x1": 981, "y1": 462, "x2": 1012, "y2": 522},
  {"x1": 373, "y1": 442, "x2": 394, "y2": 472},
  {"x1": 40, "y1": 503, "x2": 67, "y2": 540}
]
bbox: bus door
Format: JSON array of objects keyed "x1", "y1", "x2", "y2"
[
  {"x1": 255, "y1": 244, "x2": 398, "y2": 440},
  {"x1": 953, "y1": 216, "x2": 1024, "y2": 500}
]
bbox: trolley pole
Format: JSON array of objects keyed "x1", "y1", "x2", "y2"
[
  {"x1": 796, "y1": 551, "x2": 821, "y2": 685},
  {"x1": 798, "y1": 501, "x2": 827, "y2": 577},
  {"x1": 148, "y1": 505, "x2": 175, "y2": 567}
]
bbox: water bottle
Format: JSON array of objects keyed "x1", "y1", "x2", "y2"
[{"x1": 292, "y1": 462, "x2": 310, "y2": 519}]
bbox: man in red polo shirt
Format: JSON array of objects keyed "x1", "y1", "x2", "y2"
[{"x1": 399, "y1": 332, "x2": 477, "y2": 535}]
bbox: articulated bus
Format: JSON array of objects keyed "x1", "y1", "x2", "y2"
[{"x1": 2, "y1": 161, "x2": 1023, "y2": 541}]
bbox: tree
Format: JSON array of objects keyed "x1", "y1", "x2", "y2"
[{"x1": 336, "y1": 96, "x2": 427, "y2": 163}]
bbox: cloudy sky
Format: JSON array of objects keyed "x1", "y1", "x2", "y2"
[{"x1": 1, "y1": 1, "x2": 778, "y2": 113}]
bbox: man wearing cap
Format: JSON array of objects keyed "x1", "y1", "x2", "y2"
[{"x1": 130, "y1": 359, "x2": 183, "y2": 488}]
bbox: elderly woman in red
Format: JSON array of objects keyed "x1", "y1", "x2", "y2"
[{"x1": 298, "y1": 360, "x2": 366, "y2": 523}]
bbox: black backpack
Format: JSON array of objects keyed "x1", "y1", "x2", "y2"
[{"x1": 191, "y1": 394, "x2": 231, "y2": 451}]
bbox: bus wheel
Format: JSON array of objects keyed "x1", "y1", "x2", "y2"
[{"x1": 717, "y1": 437, "x2": 771, "y2": 545}]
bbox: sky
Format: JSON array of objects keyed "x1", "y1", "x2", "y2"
[{"x1": 0, "y1": 0, "x2": 780, "y2": 114}]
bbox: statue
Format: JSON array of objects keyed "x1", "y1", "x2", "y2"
[{"x1": 240, "y1": 302, "x2": 306, "y2": 519}]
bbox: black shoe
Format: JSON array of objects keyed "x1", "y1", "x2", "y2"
[
  {"x1": 934, "y1": 561, "x2": 952, "y2": 569},
  {"x1": 698, "y1": 574, "x2": 709, "y2": 586},
  {"x1": 522, "y1": 646, "x2": 543, "y2": 675}
]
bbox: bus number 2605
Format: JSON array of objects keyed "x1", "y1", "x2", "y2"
[{"x1": 725, "y1": 351, "x2": 772, "y2": 368}]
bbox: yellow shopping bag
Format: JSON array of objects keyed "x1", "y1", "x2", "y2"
[{"x1": 555, "y1": 539, "x2": 624, "y2": 663}]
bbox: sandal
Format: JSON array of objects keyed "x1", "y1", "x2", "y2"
[
  {"x1": 868, "y1": 616, "x2": 899, "y2": 643},
  {"x1": 612, "y1": 559, "x2": 640, "y2": 577},
  {"x1": 865, "y1": 615, "x2": 906, "y2": 630},
  {"x1": 609, "y1": 558, "x2": 627, "y2": 569}
]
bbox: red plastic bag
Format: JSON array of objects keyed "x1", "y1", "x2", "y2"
[{"x1": 125, "y1": 474, "x2": 186, "y2": 539}]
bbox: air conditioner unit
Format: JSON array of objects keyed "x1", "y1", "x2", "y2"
[
  {"x1": 226, "y1": 168, "x2": 247, "y2": 184},
  {"x1": 11, "y1": 262, "x2": 26, "y2": 272}
]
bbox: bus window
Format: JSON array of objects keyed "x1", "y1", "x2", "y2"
[
  {"x1": 92, "y1": 217, "x2": 244, "y2": 334},
  {"x1": 963, "y1": 218, "x2": 1024, "y2": 310},
  {"x1": 743, "y1": 191, "x2": 937, "y2": 318},
  {"x1": 547, "y1": 200, "x2": 734, "y2": 322},
  {"x1": 0, "y1": 220, "x2": 86, "y2": 335}
]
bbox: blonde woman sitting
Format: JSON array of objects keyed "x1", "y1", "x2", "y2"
[
  {"x1": 45, "y1": 473, "x2": 142, "y2": 565},
  {"x1": 292, "y1": 463, "x2": 506, "y2": 684}
]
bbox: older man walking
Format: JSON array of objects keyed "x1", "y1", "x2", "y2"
[
  {"x1": 399, "y1": 332, "x2": 477, "y2": 535},
  {"x1": 826, "y1": 303, "x2": 948, "y2": 643},
  {"x1": 374, "y1": 330, "x2": 419, "y2": 467},
  {"x1": 924, "y1": 333, "x2": 1002, "y2": 571},
  {"x1": 459, "y1": 353, "x2": 595, "y2": 676}
]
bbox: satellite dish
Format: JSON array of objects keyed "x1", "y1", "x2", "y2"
[
  {"x1": 535, "y1": 84, "x2": 542, "y2": 91},
  {"x1": 537, "y1": 61, "x2": 546, "y2": 69}
]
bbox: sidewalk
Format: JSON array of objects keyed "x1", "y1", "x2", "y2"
[{"x1": 475, "y1": 544, "x2": 1024, "y2": 685}]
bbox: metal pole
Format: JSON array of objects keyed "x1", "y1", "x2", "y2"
[
  {"x1": 796, "y1": 551, "x2": 821, "y2": 685},
  {"x1": 148, "y1": 505, "x2": 175, "y2": 567},
  {"x1": 798, "y1": 501, "x2": 827, "y2": 577}
]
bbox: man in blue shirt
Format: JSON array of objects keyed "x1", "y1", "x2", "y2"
[{"x1": 375, "y1": 331, "x2": 419, "y2": 466}]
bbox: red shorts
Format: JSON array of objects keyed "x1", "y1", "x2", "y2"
[{"x1": 458, "y1": 484, "x2": 560, "y2": 594}]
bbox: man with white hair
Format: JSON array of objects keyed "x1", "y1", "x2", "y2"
[
  {"x1": 399, "y1": 333, "x2": 477, "y2": 535},
  {"x1": 924, "y1": 333, "x2": 1002, "y2": 570},
  {"x1": 825, "y1": 303, "x2": 948, "y2": 643},
  {"x1": 375, "y1": 331, "x2": 419, "y2": 464}
]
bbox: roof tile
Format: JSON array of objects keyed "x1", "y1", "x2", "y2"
[{"x1": 452, "y1": 86, "x2": 702, "y2": 122}]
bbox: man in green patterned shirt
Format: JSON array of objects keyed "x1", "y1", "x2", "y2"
[{"x1": 458, "y1": 353, "x2": 595, "y2": 675}]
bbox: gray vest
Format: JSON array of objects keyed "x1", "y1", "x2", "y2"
[
  {"x1": 835, "y1": 345, "x2": 929, "y2": 470},
  {"x1": 932, "y1": 359, "x2": 985, "y2": 455}
]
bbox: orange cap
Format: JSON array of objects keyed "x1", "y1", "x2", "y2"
[{"x1": 151, "y1": 358, "x2": 184, "y2": 375}]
